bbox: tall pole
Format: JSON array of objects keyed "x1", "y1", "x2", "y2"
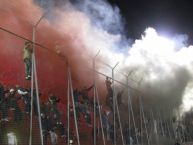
[
  {"x1": 158, "y1": 111, "x2": 165, "y2": 137},
  {"x1": 112, "y1": 62, "x2": 119, "y2": 145},
  {"x1": 128, "y1": 92, "x2": 139, "y2": 145},
  {"x1": 169, "y1": 108, "x2": 176, "y2": 139},
  {"x1": 116, "y1": 95, "x2": 125, "y2": 145},
  {"x1": 126, "y1": 75, "x2": 131, "y2": 142},
  {"x1": 33, "y1": 46, "x2": 44, "y2": 145},
  {"x1": 151, "y1": 110, "x2": 159, "y2": 145},
  {"x1": 68, "y1": 67, "x2": 81, "y2": 145},
  {"x1": 96, "y1": 86, "x2": 106, "y2": 145},
  {"x1": 93, "y1": 51, "x2": 100, "y2": 145},
  {"x1": 67, "y1": 60, "x2": 70, "y2": 145},
  {"x1": 140, "y1": 96, "x2": 150, "y2": 145},
  {"x1": 126, "y1": 74, "x2": 139, "y2": 145},
  {"x1": 29, "y1": 29, "x2": 35, "y2": 145},
  {"x1": 139, "y1": 97, "x2": 143, "y2": 145},
  {"x1": 30, "y1": 15, "x2": 44, "y2": 145}
]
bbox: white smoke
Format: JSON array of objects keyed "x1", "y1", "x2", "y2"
[{"x1": 34, "y1": 0, "x2": 193, "y2": 114}]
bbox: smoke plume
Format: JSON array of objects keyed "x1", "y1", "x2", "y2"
[{"x1": 0, "y1": 0, "x2": 193, "y2": 116}]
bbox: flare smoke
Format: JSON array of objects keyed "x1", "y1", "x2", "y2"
[{"x1": 0, "y1": 0, "x2": 193, "y2": 115}]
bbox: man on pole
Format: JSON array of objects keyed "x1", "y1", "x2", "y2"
[{"x1": 23, "y1": 41, "x2": 33, "y2": 80}]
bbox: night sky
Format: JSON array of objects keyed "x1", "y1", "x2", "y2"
[{"x1": 108, "y1": 0, "x2": 193, "y2": 43}]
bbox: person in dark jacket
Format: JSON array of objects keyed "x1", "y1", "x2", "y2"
[
  {"x1": 17, "y1": 86, "x2": 31, "y2": 114},
  {"x1": 8, "y1": 88, "x2": 23, "y2": 122},
  {"x1": 80, "y1": 85, "x2": 94, "y2": 102},
  {"x1": 0, "y1": 96, "x2": 9, "y2": 122},
  {"x1": 49, "y1": 94, "x2": 61, "y2": 122},
  {"x1": 0, "y1": 83, "x2": 5, "y2": 103}
]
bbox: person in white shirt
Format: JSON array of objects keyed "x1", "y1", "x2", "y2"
[
  {"x1": 50, "y1": 130, "x2": 58, "y2": 145},
  {"x1": 7, "y1": 132, "x2": 17, "y2": 145}
]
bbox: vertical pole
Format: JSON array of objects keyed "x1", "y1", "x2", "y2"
[
  {"x1": 68, "y1": 67, "x2": 81, "y2": 145},
  {"x1": 93, "y1": 51, "x2": 100, "y2": 145},
  {"x1": 140, "y1": 97, "x2": 150, "y2": 145},
  {"x1": 126, "y1": 76, "x2": 131, "y2": 141},
  {"x1": 128, "y1": 93, "x2": 139, "y2": 145},
  {"x1": 116, "y1": 97, "x2": 125, "y2": 145},
  {"x1": 126, "y1": 75, "x2": 139, "y2": 145},
  {"x1": 29, "y1": 15, "x2": 44, "y2": 145},
  {"x1": 158, "y1": 112, "x2": 165, "y2": 137},
  {"x1": 141, "y1": 97, "x2": 149, "y2": 145},
  {"x1": 96, "y1": 86, "x2": 106, "y2": 145},
  {"x1": 29, "y1": 28, "x2": 35, "y2": 145},
  {"x1": 150, "y1": 109, "x2": 159, "y2": 145},
  {"x1": 112, "y1": 62, "x2": 119, "y2": 145},
  {"x1": 67, "y1": 61, "x2": 70, "y2": 145},
  {"x1": 94, "y1": 86, "x2": 96, "y2": 145},
  {"x1": 139, "y1": 97, "x2": 143, "y2": 145},
  {"x1": 32, "y1": 26, "x2": 44, "y2": 145},
  {"x1": 169, "y1": 108, "x2": 176, "y2": 139},
  {"x1": 166, "y1": 121, "x2": 172, "y2": 139}
]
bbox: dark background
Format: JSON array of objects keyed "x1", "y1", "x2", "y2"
[{"x1": 108, "y1": 0, "x2": 193, "y2": 43}]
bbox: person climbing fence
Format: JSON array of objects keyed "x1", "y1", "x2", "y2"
[{"x1": 23, "y1": 41, "x2": 33, "y2": 80}]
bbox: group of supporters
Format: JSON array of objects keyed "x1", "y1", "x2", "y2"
[
  {"x1": 0, "y1": 79, "x2": 117, "y2": 145},
  {"x1": 0, "y1": 82, "x2": 67, "y2": 145}
]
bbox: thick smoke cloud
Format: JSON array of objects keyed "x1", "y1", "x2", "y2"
[
  {"x1": 121, "y1": 28, "x2": 193, "y2": 115},
  {"x1": 1, "y1": 0, "x2": 193, "y2": 117}
]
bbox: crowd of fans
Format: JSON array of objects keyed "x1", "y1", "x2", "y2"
[
  {"x1": 0, "y1": 82, "x2": 67, "y2": 144},
  {"x1": 0, "y1": 73, "x2": 125, "y2": 145}
]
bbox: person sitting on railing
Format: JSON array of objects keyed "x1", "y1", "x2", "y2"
[{"x1": 23, "y1": 41, "x2": 33, "y2": 80}]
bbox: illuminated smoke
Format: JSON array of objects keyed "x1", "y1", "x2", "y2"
[{"x1": 1, "y1": 0, "x2": 193, "y2": 116}]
